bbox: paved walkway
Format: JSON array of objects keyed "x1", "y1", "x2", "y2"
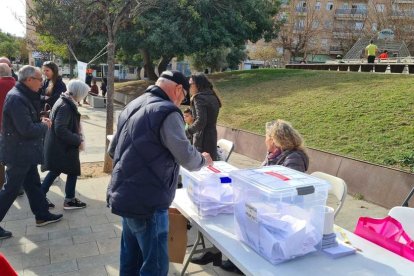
[{"x1": 0, "y1": 105, "x2": 389, "y2": 275}]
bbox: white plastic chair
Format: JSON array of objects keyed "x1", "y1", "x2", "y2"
[
  {"x1": 388, "y1": 206, "x2": 414, "y2": 238},
  {"x1": 311, "y1": 171, "x2": 347, "y2": 219},
  {"x1": 217, "y1": 139, "x2": 234, "y2": 162}
]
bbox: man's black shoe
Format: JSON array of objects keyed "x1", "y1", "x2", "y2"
[
  {"x1": 17, "y1": 189, "x2": 24, "y2": 197},
  {"x1": 0, "y1": 226, "x2": 12, "y2": 240},
  {"x1": 36, "y1": 213, "x2": 63, "y2": 227},
  {"x1": 190, "y1": 252, "x2": 222, "y2": 266},
  {"x1": 220, "y1": 260, "x2": 243, "y2": 275}
]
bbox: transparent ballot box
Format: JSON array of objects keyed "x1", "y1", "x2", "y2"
[
  {"x1": 230, "y1": 165, "x2": 330, "y2": 264},
  {"x1": 180, "y1": 161, "x2": 239, "y2": 217}
]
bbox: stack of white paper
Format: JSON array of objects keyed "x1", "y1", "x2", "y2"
[{"x1": 322, "y1": 242, "x2": 356, "y2": 258}]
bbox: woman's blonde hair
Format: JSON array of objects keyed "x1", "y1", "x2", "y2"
[{"x1": 266, "y1": 119, "x2": 305, "y2": 151}]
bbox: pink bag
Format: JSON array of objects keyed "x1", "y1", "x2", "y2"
[{"x1": 354, "y1": 216, "x2": 414, "y2": 261}]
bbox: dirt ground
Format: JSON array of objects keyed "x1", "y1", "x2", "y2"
[{"x1": 80, "y1": 162, "x2": 111, "y2": 179}]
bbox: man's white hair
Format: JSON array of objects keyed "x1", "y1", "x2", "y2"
[{"x1": 18, "y1": 65, "x2": 41, "y2": 82}]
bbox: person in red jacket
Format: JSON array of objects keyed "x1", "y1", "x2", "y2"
[
  {"x1": 378, "y1": 50, "x2": 389, "y2": 61},
  {"x1": 0, "y1": 63, "x2": 16, "y2": 190}
]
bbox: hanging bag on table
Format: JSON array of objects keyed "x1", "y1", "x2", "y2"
[{"x1": 354, "y1": 216, "x2": 414, "y2": 261}]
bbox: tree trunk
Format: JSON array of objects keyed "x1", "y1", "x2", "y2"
[
  {"x1": 103, "y1": 39, "x2": 115, "y2": 173},
  {"x1": 157, "y1": 55, "x2": 172, "y2": 75},
  {"x1": 140, "y1": 48, "x2": 157, "y2": 81}
]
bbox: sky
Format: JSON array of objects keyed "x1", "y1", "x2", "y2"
[{"x1": 0, "y1": 0, "x2": 26, "y2": 37}]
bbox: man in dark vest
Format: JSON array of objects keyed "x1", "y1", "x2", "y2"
[
  {"x1": 0, "y1": 66, "x2": 63, "y2": 240},
  {"x1": 107, "y1": 70, "x2": 213, "y2": 275}
]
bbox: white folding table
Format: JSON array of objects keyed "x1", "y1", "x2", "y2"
[{"x1": 172, "y1": 189, "x2": 414, "y2": 276}]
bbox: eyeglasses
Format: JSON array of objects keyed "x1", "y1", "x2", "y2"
[
  {"x1": 30, "y1": 76, "x2": 43, "y2": 81},
  {"x1": 176, "y1": 84, "x2": 188, "y2": 98}
]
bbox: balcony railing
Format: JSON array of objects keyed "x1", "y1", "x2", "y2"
[
  {"x1": 295, "y1": 7, "x2": 307, "y2": 13},
  {"x1": 335, "y1": 8, "x2": 367, "y2": 17},
  {"x1": 330, "y1": 46, "x2": 344, "y2": 52},
  {"x1": 392, "y1": 0, "x2": 414, "y2": 3},
  {"x1": 391, "y1": 10, "x2": 414, "y2": 17}
]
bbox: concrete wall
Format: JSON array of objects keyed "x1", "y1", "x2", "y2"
[{"x1": 217, "y1": 125, "x2": 414, "y2": 209}]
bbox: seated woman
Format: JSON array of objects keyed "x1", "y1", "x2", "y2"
[
  {"x1": 262, "y1": 119, "x2": 309, "y2": 171},
  {"x1": 220, "y1": 119, "x2": 309, "y2": 273}
]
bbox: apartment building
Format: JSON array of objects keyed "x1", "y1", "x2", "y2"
[{"x1": 277, "y1": 0, "x2": 414, "y2": 63}]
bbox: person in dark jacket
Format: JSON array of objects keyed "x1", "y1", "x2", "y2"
[
  {"x1": 40, "y1": 61, "x2": 66, "y2": 110},
  {"x1": 0, "y1": 66, "x2": 63, "y2": 240},
  {"x1": 186, "y1": 73, "x2": 221, "y2": 161},
  {"x1": 107, "y1": 70, "x2": 213, "y2": 276},
  {"x1": 220, "y1": 119, "x2": 310, "y2": 274},
  {"x1": 41, "y1": 80, "x2": 90, "y2": 210},
  {"x1": 100, "y1": 77, "x2": 107, "y2": 97}
]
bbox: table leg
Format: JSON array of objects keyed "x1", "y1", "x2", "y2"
[{"x1": 181, "y1": 231, "x2": 213, "y2": 276}]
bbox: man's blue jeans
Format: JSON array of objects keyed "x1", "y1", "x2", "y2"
[{"x1": 120, "y1": 209, "x2": 169, "y2": 276}]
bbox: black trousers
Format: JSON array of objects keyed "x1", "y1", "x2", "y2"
[{"x1": 0, "y1": 164, "x2": 49, "y2": 221}]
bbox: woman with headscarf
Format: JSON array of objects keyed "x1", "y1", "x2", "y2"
[{"x1": 41, "y1": 80, "x2": 90, "y2": 210}]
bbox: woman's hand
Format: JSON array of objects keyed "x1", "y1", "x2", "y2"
[
  {"x1": 79, "y1": 141, "x2": 85, "y2": 151},
  {"x1": 41, "y1": 117, "x2": 52, "y2": 128},
  {"x1": 202, "y1": 152, "x2": 213, "y2": 166}
]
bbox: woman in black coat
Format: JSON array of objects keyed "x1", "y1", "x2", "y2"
[
  {"x1": 186, "y1": 73, "x2": 221, "y2": 161},
  {"x1": 41, "y1": 80, "x2": 90, "y2": 209},
  {"x1": 40, "y1": 61, "x2": 66, "y2": 110}
]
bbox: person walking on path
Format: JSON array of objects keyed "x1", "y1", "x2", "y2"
[
  {"x1": 40, "y1": 61, "x2": 66, "y2": 110},
  {"x1": 107, "y1": 70, "x2": 213, "y2": 276},
  {"x1": 100, "y1": 77, "x2": 107, "y2": 97},
  {"x1": 365, "y1": 40, "x2": 378, "y2": 64},
  {"x1": 0, "y1": 64, "x2": 16, "y2": 191},
  {"x1": 41, "y1": 80, "x2": 89, "y2": 210},
  {"x1": 186, "y1": 73, "x2": 221, "y2": 161},
  {"x1": 0, "y1": 66, "x2": 63, "y2": 240}
]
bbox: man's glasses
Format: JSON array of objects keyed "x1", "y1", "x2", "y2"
[
  {"x1": 31, "y1": 76, "x2": 43, "y2": 81},
  {"x1": 177, "y1": 84, "x2": 188, "y2": 98}
]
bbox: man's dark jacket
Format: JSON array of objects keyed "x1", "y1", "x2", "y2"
[
  {"x1": 107, "y1": 86, "x2": 182, "y2": 218},
  {"x1": 0, "y1": 82, "x2": 47, "y2": 165},
  {"x1": 42, "y1": 95, "x2": 82, "y2": 176}
]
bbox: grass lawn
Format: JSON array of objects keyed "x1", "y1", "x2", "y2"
[{"x1": 116, "y1": 69, "x2": 414, "y2": 172}]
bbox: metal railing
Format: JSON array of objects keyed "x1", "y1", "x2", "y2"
[{"x1": 335, "y1": 8, "x2": 367, "y2": 16}]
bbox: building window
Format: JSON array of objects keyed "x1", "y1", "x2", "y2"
[
  {"x1": 326, "y1": 2, "x2": 333, "y2": 11},
  {"x1": 312, "y1": 20, "x2": 319, "y2": 29},
  {"x1": 296, "y1": 19, "x2": 305, "y2": 30},
  {"x1": 372, "y1": 23, "x2": 377, "y2": 31},
  {"x1": 355, "y1": 22, "x2": 364, "y2": 30},
  {"x1": 376, "y1": 4, "x2": 385, "y2": 12},
  {"x1": 321, "y1": 39, "x2": 328, "y2": 47},
  {"x1": 324, "y1": 20, "x2": 333, "y2": 29},
  {"x1": 315, "y1": 1, "x2": 321, "y2": 10}
]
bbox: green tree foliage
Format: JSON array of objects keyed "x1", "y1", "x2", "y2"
[
  {"x1": 37, "y1": 35, "x2": 69, "y2": 59},
  {"x1": 0, "y1": 32, "x2": 20, "y2": 60},
  {"x1": 117, "y1": 0, "x2": 280, "y2": 77},
  {"x1": 191, "y1": 45, "x2": 247, "y2": 72},
  {"x1": 28, "y1": 0, "x2": 103, "y2": 63}
]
